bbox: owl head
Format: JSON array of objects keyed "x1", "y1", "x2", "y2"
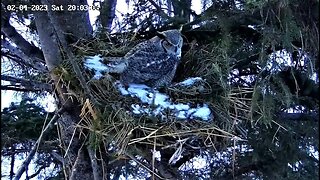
[{"x1": 156, "y1": 29, "x2": 183, "y2": 58}]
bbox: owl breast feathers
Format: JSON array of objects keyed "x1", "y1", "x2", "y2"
[{"x1": 105, "y1": 29, "x2": 183, "y2": 88}]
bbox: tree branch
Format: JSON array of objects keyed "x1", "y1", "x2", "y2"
[
  {"x1": 1, "y1": 75, "x2": 52, "y2": 92},
  {"x1": 13, "y1": 108, "x2": 62, "y2": 180},
  {"x1": 87, "y1": 147, "x2": 102, "y2": 180},
  {"x1": 1, "y1": 11, "x2": 44, "y2": 62},
  {"x1": 1, "y1": 39, "x2": 47, "y2": 72},
  {"x1": 1, "y1": 85, "x2": 38, "y2": 92},
  {"x1": 27, "y1": 163, "x2": 48, "y2": 179}
]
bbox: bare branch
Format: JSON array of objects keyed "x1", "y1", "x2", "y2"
[
  {"x1": 87, "y1": 147, "x2": 102, "y2": 180},
  {"x1": 1, "y1": 85, "x2": 38, "y2": 92},
  {"x1": 1, "y1": 39, "x2": 48, "y2": 72},
  {"x1": 1, "y1": 75, "x2": 52, "y2": 92},
  {"x1": 1, "y1": 13, "x2": 44, "y2": 62},
  {"x1": 147, "y1": 0, "x2": 171, "y2": 19},
  {"x1": 27, "y1": 164, "x2": 48, "y2": 179},
  {"x1": 50, "y1": 151, "x2": 65, "y2": 164}
]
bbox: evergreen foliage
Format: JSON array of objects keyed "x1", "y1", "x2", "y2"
[
  {"x1": 1, "y1": 0, "x2": 318, "y2": 179},
  {"x1": 1, "y1": 99, "x2": 55, "y2": 149}
]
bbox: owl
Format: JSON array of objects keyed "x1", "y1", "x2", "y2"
[{"x1": 105, "y1": 29, "x2": 183, "y2": 88}]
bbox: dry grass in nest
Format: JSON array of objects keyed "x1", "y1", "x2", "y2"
[
  {"x1": 77, "y1": 80, "x2": 248, "y2": 156},
  {"x1": 70, "y1": 32, "x2": 255, "y2": 162},
  {"x1": 88, "y1": 109, "x2": 241, "y2": 157}
]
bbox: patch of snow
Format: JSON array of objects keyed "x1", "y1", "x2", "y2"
[
  {"x1": 84, "y1": 55, "x2": 107, "y2": 79},
  {"x1": 174, "y1": 104, "x2": 190, "y2": 111},
  {"x1": 131, "y1": 104, "x2": 142, "y2": 114},
  {"x1": 127, "y1": 85, "x2": 153, "y2": 103},
  {"x1": 176, "y1": 110, "x2": 188, "y2": 119},
  {"x1": 176, "y1": 77, "x2": 203, "y2": 86},
  {"x1": 154, "y1": 93, "x2": 171, "y2": 107},
  {"x1": 115, "y1": 77, "x2": 213, "y2": 121},
  {"x1": 248, "y1": 25, "x2": 256, "y2": 30},
  {"x1": 190, "y1": 104, "x2": 211, "y2": 121}
]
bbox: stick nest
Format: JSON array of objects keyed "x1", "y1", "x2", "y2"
[{"x1": 66, "y1": 32, "x2": 255, "y2": 164}]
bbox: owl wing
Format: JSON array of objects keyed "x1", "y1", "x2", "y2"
[
  {"x1": 136, "y1": 54, "x2": 179, "y2": 87},
  {"x1": 124, "y1": 40, "x2": 150, "y2": 58},
  {"x1": 138, "y1": 54, "x2": 177, "y2": 77},
  {"x1": 121, "y1": 41, "x2": 179, "y2": 87}
]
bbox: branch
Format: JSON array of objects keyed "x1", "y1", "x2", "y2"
[
  {"x1": 147, "y1": 0, "x2": 171, "y2": 19},
  {"x1": 0, "y1": 85, "x2": 38, "y2": 92},
  {"x1": 1, "y1": 75, "x2": 52, "y2": 92},
  {"x1": 13, "y1": 108, "x2": 62, "y2": 180},
  {"x1": 1, "y1": 39, "x2": 47, "y2": 72},
  {"x1": 87, "y1": 147, "x2": 102, "y2": 180},
  {"x1": 27, "y1": 164, "x2": 48, "y2": 179},
  {"x1": 50, "y1": 151, "x2": 65, "y2": 164},
  {"x1": 1, "y1": 12, "x2": 44, "y2": 62}
]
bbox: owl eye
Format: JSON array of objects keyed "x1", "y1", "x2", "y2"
[{"x1": 162, "y1": 40, "x2": 173, "y2": 48}]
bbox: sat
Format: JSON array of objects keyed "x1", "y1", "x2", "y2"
[{"x1": 51, "y1": 5, "x2": 64, "y2": 11}]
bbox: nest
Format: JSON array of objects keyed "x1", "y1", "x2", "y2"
[{"x1": 64, "y1": 33, "x2": 255, "y2": 168}]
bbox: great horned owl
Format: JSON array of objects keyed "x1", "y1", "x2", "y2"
[{"x1": 105, "y1": 29, "x2": 183, "y2": 88}]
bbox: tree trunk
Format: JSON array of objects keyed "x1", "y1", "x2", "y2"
[
  {"x1": 34, "y1": 1, "x2": 95, "y2": 178},
  {"x1": 100, "y1": 0, "x2": 117, "y2": 31},
  {"x1": 46, "y1": 0, "x2": 93, "y2": 41},
  {"x1": 171, "y1": 0, "x2": 192, "y2": 23}
]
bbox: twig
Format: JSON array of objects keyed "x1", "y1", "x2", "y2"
[
  {"x1": 147, "y1": 0, "x2": 170, "y2": 19},
  {"x1": 125, "y1": 152, "x2": 164, "y2": 179},
  {"x1": 13, "y1": 108, "x2": 62, "y2": 180},
  {"x1": 87, "y1": 147, "x2": 101, "y2": 180}
]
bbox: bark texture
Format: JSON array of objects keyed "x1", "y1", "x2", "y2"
[{"x1": 34, "y1": 2, "x2": 95, "y2": 178}]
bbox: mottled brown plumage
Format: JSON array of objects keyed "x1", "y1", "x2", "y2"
[{"x1": 106, "y1": 29, "x2": 183, "y2": 88}]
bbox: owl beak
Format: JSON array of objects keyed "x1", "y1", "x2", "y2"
[{"x1": 177, "y1": 48, "x2": 182, "y2": 59}]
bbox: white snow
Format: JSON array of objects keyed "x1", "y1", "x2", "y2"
[
  {"x1": 177, "y1": 77, "x2": 203, "y2": 86},
  {"x1": 127, "y1": 85, "x2": 152, "y2": 103},
  {"x1": 116, "y1": 79, "x2": 213, "y2": 121},
  {"x1": 190, "y1": 105, "x2": 211, "y2": 121},
  {"x1": 154, "y1": 93, "x2": 171, "y2": 107},
  {"x1": 84, "y1": 55, "x2": 107, "y2": 79}
]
